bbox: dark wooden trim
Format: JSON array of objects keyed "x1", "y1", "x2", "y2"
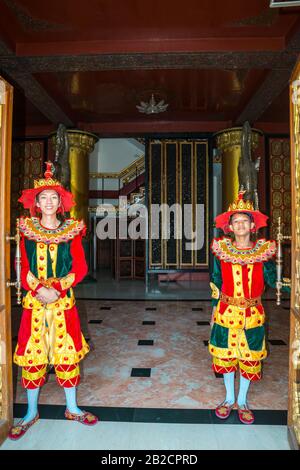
[
  {"x1": 235, "y1": 68, "x2": 292, "y2": 124},
  {"x1": 9, "y1": 73, "x2": 73, "y2": 126},
  {"x1": 0, "y1": 420, "x2": 9, "y2": 446},
  {"x1": 0, "y1": 76, "x2": 14, "y2": 444},
  {"x1": 0, "y1": 51, "x2": 298, "y2": 73}
]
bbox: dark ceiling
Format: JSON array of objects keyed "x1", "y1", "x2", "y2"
[{"x1": 0, "y1": 0, "x2": 299, "y2": 134}]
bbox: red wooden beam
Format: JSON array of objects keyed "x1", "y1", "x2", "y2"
[
  {"x1": 79, "y1": 120, "x2": 232, "y2": 135},
  {"x1": 16, "y1": 36, "x2": 286, "y2": 57}
]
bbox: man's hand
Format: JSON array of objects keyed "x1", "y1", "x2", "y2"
[
  {"x1": 36, "y1": 286, "x2": 60, "y2": 305},
  {"x1": 210, "y1": 306, "x2": 217, "y2": 328}
]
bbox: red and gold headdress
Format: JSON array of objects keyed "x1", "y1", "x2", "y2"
[
  {"x1": 215, "y1": 191, "x2": 268, "y2": 234},
  {"x1": 18, "y1": 161, "x2": 76, "y2": 216}
]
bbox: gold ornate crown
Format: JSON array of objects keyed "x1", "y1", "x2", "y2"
[
  {"x1": 33, "y1": 161, "x2": 61, "y2": 188},
  {"x1": 228, "y1": 190, "x2": 254, "y2": 212}
]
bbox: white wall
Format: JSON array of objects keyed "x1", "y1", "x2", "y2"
[
  {"x1": 89, "y1": 138, "x2": 144, "y2": 173},
  {"x1": 89, "y1": 138, "x2": 145, "y2": 207}
]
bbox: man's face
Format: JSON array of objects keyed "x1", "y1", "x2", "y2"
[
  {"x1": 229, "y1": 213, "x2": 255, "y2": 237},
  {"x1": 36, "y1": 190, "x2": 60, "y2": 216}
]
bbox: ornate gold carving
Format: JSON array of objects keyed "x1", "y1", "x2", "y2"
[
  {"x1": 292, "y1": 321, "x2": 300, "y2": 441},
  {"x1": 50, "y1": 130, "x2": 98, "y2": 226},
  {"x1": 290, "y1": 73, "x2": 300, "y2": 447},
  {"x1": 50, "y1": 129, "x2": 98, "y2": 156},
  {"x1": 214, "y1": 127, "x2": 262, "y2": 152},
  {"x1": 210, "y1": 282, "x2": 220, "y2": 300},
  {"x1": 214, "y1": 127, "x2": 263, "y2": 212}
]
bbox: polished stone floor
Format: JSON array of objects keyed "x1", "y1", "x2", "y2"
[
  {"x1": 7, "y1": 277, "x2": 292, "y2": 450},
  {"x1": 0, "y1": 419, "x2": 290, "y2": 450},
  {"x1": 12, "y1": 297, "x2": 290, "y2": 411}
]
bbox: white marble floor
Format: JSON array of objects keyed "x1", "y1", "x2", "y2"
[{"x1": 0, "y1": 419, "x2": 290, "y2": 450}]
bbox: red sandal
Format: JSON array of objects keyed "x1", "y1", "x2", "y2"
[
  {"x1": 237, "y1": 405, "x2": 255, "y2": 424},
  {"x1": 65, "y1": 409, "x2": 98, "y2": 426},
  {"x1": 215, "y1": 401, "x2": 235, "y2": 420},
  {"x1": 8, "y1": 414, "x2": 39, "y2": 440}
]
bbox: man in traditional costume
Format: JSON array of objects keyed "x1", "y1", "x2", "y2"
[
  {"x1": 209, "y1": 191, "x2": 287, "y2": 424},
  {"x1": 9, "y1": 162, "x2": 98, "y2": 440}
]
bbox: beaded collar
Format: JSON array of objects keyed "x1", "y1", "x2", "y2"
[
  {"x1": 19, "y1": 217, "x2": 85, "y2": 244},
  {"x1": 211, "y1": 237, "x2": 276, "y2": 265}
]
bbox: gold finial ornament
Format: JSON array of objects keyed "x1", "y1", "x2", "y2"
[{"x1": 33, "y1": 161, "x2": 60, "y2": 188}]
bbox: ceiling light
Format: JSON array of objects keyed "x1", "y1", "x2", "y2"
[{"x1": 136, "y1": 94, "x2": 169, "y2": 114}]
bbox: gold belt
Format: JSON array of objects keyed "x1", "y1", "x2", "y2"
[
  {"x1": 220, "y1": 292, "x2": 261, "y2": 308},
  {"x1": 40, "y1": 277, "x2": 59, "y2": 288}
]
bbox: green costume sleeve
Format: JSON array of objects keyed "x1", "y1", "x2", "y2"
[
  {"x1": 211, "y1": 256, "x2": 222, "y2": 306},
  {"x1": 263, "y1": 259, "x2": 291, "y2": 293}
]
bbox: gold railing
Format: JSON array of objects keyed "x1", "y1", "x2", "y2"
[{"x1": 89, "y1": 155, "x2": 144, "y2": 185}]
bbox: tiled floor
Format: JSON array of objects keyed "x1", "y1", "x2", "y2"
[
  {"x1": 12, "y1": 297, "x2": 290, "y2": 411},
  {"x1": 7, "y1": 285, "x2": 292, "y2": 450},
  {"x1": 0, "y1": 419, "x2": 290, "y2": 450}
]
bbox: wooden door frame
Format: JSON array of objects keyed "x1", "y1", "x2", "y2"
[
  {"x1": 0, "y1": 76, "x2": 13, "y2": 445},
  {"x1": 287, "y1": 59, "x2": 300, "y2": 450}
]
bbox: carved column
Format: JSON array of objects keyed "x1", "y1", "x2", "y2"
[
  {"x1": 214, "y1": 127, "x2": 262, "y2": 211},
  {"x1": 50, "y1": 130, "x2": 98, "y2": 227}
]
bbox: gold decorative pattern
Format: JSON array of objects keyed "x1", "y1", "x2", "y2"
[
  {"x1": 55, "y1": 365, "x2": 80, "y2": 380},
  {"x1": 210, "y1": 282, "x2": 220, "y2": 300},
  {"x1": 213, "y1": 302, "x2": 266, "y2": 331},
  {"x1": 269, "y1": 138, "x2": 291, "y2": 239},
  {"x1": 239, "y1": 362, "x2": 261, "y2": 374},
  {"x1": 26, "y1": 271, "x2": 41, "y2": 290},
  {"x1": 228, "y1": 196, "x2": 254, "y2": 212},
  {"x1": 19, "y1": 217, "x2": 85, "y2": 244},
  {"x1": 22, "y1": 366, "x2": 47, "y2": 381},
  {"x1": 11, "y1": 140, "x2": 44, "y2": 227},
  {"x1": 208, "y1": 341, "x2": 267, "y2": 362},
  {"x1": 232, "y1": 264, "x2": 245, "y2": 298},
  {"x1": 213, "y1": 356, "x2": 238, "y2": 368},
  {"x1": 37, "y1": 242, "x2": 47, "y2": 280},
  {"x1": 14, "y1": 291, "x2": 89, "y2": 367},
  {"x1": 60, "y1": 273, "x2": 75, "y2": 290},
  {"x1": 211, "y1": 237, "x2": 276, "y2": 265},
  {"x1": 49, "y1": 243, "x2": 58, "y2": 277},
  {"x1": 214, "y1": 127, "x2": 262, "y2": 152},
  {"x1": 34, "y1": 177, "x2": 60, "y2": 188},
  {"x1": 289, "y1": 72, "x2": 300, "y2": 447}
]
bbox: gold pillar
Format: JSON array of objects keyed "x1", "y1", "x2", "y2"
[
  {"x1": 214, "y1": 127, "x2": 262, "y2": 211},
  {"x1": 50, "y1": 130, "x2": 98, "y2": 227}
]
